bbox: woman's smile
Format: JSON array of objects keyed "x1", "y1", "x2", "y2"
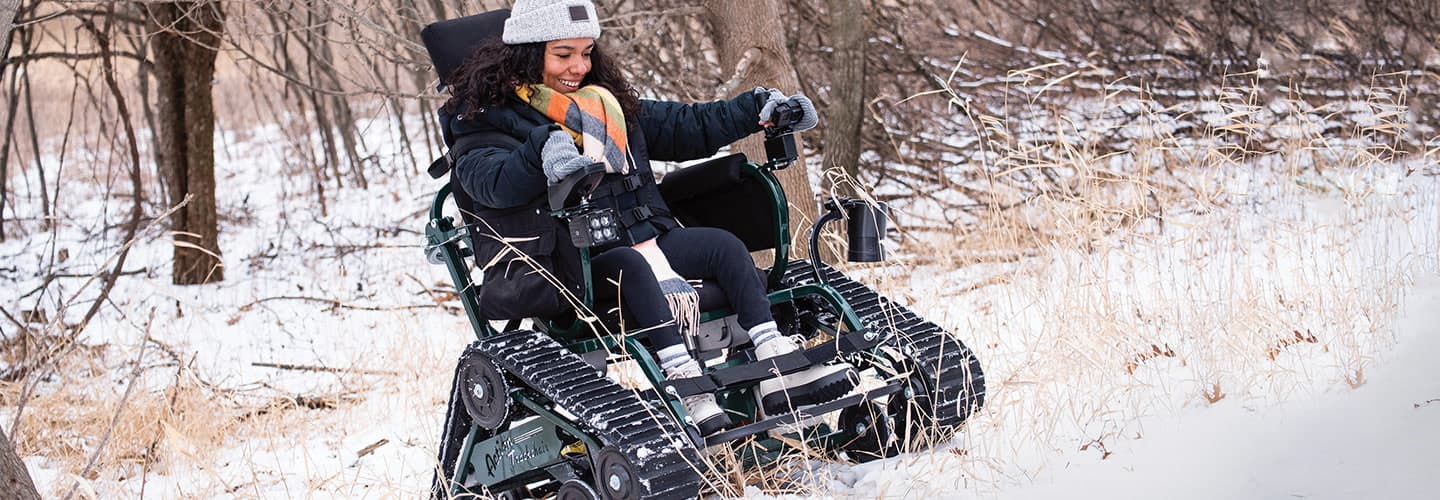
[{"x1": 543, "y1": 38, "x2": 594, "y2": 93}]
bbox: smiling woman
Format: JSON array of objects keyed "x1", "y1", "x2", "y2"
[
  {"x1": 436, "y1": 0, "x2": 843, "y2": 439},
  {"x1": 539, "y1": 38, "x2": 593, "y2": 93}
]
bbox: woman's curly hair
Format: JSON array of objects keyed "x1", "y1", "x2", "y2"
[{"x1": 443, "y1": 38, "x2": 641, "y2": 122}]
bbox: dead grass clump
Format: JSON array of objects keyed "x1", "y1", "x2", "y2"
[
  {"x1": 1265, "y1": 330, "x2": 1320, "y2": 361},
  {"x1": 4, "y1": 357, "x2": 239, "y2": 492},
  {"x1": 1123, "y1": 343, "x2": 1176, "y2": 375},
  {"x1": 702, "y1": 441, "x2": 821, "y2": 497}
]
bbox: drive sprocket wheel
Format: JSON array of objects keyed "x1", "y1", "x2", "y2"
[
  {"x1": 593, "y1": 447, "x2": 643, "y2": 499},
  {"x1": 556, "y1": 479, "x2": 601, "y2": 500},
  {"x1": 457, "y1": 354, "x2": 510, "y2": 430}
]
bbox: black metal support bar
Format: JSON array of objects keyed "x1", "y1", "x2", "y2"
[
  {"x1": 702, "y1": 381, "x2": 904, "y2": 447},
  {"x1": 807, "y1": 205, "x2": 845, "y2": 286}
]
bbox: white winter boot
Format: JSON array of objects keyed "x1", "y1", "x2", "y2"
[
  {"x1": 753, "y1": 335, "x2": 857, "y2": 415},
  {"x1": 665, "y1": 359, "x2": 732, "y2": 435}
]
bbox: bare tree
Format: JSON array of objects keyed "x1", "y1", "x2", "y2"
[
  {"x1": 0, "y1": 0, "x2": 18, "y2": 241},
  {"x1": 0, "y1": 6, "x2": 39, "y2": 482},
  {"x1": 146, "y1": 1, "x2": 226, "y2": 284},
  {"x1": 702, "y1": 0, "x2": 823, "y2": 256},
  {"x1": 0, "y1": 424, "x2": 41, "y2": 500},
  {"x1": 820, "y1": 0, "x2": 867, "y2": 196}
]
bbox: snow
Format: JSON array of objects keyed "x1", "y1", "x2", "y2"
[
  {"x1": 742, "y1": 189, "x2": 1440, "y2": 498},
  {"x1": 4, "y1": 102, "x2": 1439, "y2": 499},
  {"x1": 998, "y1": 275, "x2": 1440, "y2": 500}
]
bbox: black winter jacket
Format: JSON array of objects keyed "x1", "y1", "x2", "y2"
[{"x1": 439, "y1": 90, "x2": 764, "y2": 320}]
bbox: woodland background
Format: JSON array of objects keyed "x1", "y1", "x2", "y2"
[{"x1": 1, "y1": 0, "x2": 1437, "y2": 498}]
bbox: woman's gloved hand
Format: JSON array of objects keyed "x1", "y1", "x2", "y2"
[
  {"x1": 754, "y1": 87, "x2": 818, "y2": 132},
  {"x1": 540, "y1": 130, "x2": 595, "y2": 185}
]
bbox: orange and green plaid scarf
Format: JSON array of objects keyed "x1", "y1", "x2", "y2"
[
  {"x1": 518, "y1": 84, "x2": 700, "y2": 343},
  {"x1": 518, "y1": 84, "x2": 632, "y2": 175}
]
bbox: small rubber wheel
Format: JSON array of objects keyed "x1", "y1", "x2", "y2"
[
  {"x1": 887, "y1": 368, "x2": 939, "y2": 453},
  {"x1": 837, "y1": 400, "x2": 893, "y2": 463},
  {"x1": 556, "y1": 479, "x2": 601, "y2": 500},
  {"x1": 593, "y1": 447, "x2": 641, "y2": 499},
  {"x1": 458, "y1": 355, "x2": 511, "y2": 430}
]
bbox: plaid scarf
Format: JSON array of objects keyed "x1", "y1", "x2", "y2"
[
  {"x1": 518, "y1": 84, "x2": 699, "y2": 345},
  {"x1": 517, "y1": 83, "x2": 633, "y2": 175}
]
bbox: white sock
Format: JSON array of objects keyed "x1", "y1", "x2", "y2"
[
  {"x1": 657, "y1": 344, "x2": 696, "y2": 373},
  {"x1": 748, "y1": 321, "x2": 782, "y2": 346}
]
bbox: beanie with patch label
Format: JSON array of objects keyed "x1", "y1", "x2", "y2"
[{"x1": 502, "y1": 0, "x2": 601, "y2": 45}]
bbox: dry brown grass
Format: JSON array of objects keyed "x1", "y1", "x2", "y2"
[
  {"x1": 795, "y1": 67, "x2": 1439, "y2": 495},
  {"x1": 1, "y1": 344, "x2": 240, "y2": 495},
  {"x1": 1, "y1": 306, "x2": 462, "y2": 498},
  {"x1": 5, "y1": 42, "x2": 1437, "y2": 498}
]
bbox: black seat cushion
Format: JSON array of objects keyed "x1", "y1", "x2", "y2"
[{"x1": 658, "y1": 153, "x2": 778, "y2": 252}]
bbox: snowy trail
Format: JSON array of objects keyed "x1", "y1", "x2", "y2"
[
  {"x1": 6, "y1": 106, "x2": 1436, "y2": 498},
  {"x1": 998, "y1": 273, "x2": 1440, "y2": 500}
]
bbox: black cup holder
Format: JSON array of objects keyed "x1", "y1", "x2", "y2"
[{"x1": 844, "y1": 201, "x2": 887, "y2": 263}]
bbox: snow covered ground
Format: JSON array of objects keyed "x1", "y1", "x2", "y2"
[
  {"x1": 1002, "y1": 279, "x2": 1440, "y2": 500},
  {"x1": 3, "y1": 108, "x2": 1439, "y2": 498},
  {"x1": 810, "y1": 272, "x2": 1440, "y2": 500},
  {"x1": 752, "y1": 162, "x2": 1440, "y2": 500}
]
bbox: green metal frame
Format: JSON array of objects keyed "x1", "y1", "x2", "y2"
[
  {"x1": 748, "y1": 161, "x2": 794, "y2": 292},
  {"x1": 426, "y1": 184, "x2": 495, "y2": 338},
  {"x1": 426, "y1": 157, "x2": 889, "y2": 495},
  {"x1": 449, "y1": 388, "x2": 608, "y2": 493}
]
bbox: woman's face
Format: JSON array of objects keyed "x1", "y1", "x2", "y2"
[{"x1": 542, "y1": 38, "x2": 595, "y2": 93}]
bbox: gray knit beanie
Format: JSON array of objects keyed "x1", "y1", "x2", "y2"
[{"x1": 502, "y1": 0, "x2": 602, "y2": 45}]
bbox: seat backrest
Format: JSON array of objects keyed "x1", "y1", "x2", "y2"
[
  {"x1": 421, "y1": 9, "x2": 510, "y2": 91},
  {"x1": 658, "y1": 154, "x2": 781, "y2": 252}
]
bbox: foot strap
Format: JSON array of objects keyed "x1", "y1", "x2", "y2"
[{"x1": 661, "y1": 328, "x2": 882, "y2": 398}]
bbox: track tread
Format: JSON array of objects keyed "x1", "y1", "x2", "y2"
[
  {"x1": 783, "y1": 261, "x2": 986, "y2": 430},
  {"x1": 475, "y1": 330, "x2": 704, "y2": 500}
]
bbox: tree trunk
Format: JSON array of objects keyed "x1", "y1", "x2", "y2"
[
  {"x1": 426, "y1": 0, "x2": 447, "y2": 20},
  {"x1": 702, "y1": 0, "x2": 821, "y2": 260},
  {"x1": 132, "y1": 20, "x2": 162, "y2": 208},
  {"x1": 1, "y1": 0, "x2": 24, "y2": 241},
  {"x1": 0, "y1": 425, "x2": 41, "y2": 500},
  {"x1": 22, "y1": 43, "x2": 49, "y2": 227},
  {"x1": 822, "y1": 0, "x2": 867, "y2": 197},
  {"x1": 302, "y1": 3, "x2": 344, "y2": 191},
  {"x1": 148, "y1": 1, "x2": 225, "y2": 284},
  {"x1": 0, "y1": 0, "x2": 18, "y2": 66},
  {"x1": 0, "y1": 63, "x2": 12, "y2": 241}
]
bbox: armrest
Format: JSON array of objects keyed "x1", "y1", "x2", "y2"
[{"x1": 547, "y1": 162, "x2": 608, "y2": 211}]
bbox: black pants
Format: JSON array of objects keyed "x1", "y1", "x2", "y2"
[{"x1": 590, "y1": 227, "x2": 771, "y2": 348}]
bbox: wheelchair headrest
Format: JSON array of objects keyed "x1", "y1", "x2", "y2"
[{"x1": 421, "y1": 9, "x2": 510, "y2": 90}]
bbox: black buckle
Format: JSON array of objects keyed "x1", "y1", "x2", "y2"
[
  {"x1": 623, "y1": 174, "x2": 645, "y2": 191},
  {"x1": 630, "y1": 205, "x2": 654, "y2": 221}
]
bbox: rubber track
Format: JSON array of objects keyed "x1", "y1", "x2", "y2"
[
  {"x1": 783, "y1": 261, "x2": 986, "y2": 429},
  {"x1": 476, "y1": 330, "x2": 704, "y2": 500},
  {"x1": 433, "y1": 347, "x2": 486, "y2": 499}
]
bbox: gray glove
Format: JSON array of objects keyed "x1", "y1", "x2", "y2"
[
  {"x1": 540, "y1": 130, "x2": 595, "y2": 185},
  {"x1": 755, "y1": 87, "x2": 818, "y2": 132}
]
